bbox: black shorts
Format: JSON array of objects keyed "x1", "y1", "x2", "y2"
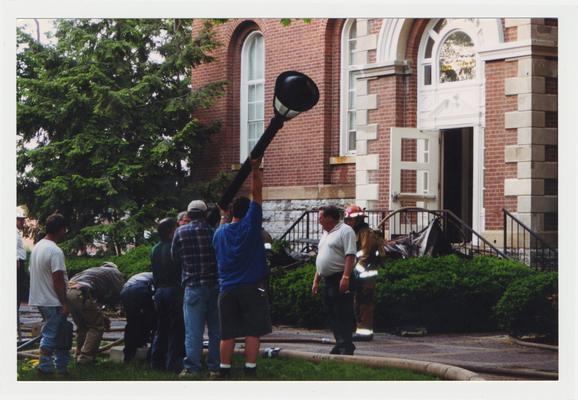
[{"x1": 218, "y1": 284, "x2": 272, "y2": 340}]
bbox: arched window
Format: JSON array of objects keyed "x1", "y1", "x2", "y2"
[
  {"x1": 420, "y1": 19, "x2": 478, "y2": 88},
  {"x1": 439, "y1": 31, "x2": 476, "y2": 83},
  {"x1": 340, "y1": 19, "x2": 357, "y2": 155},
  {"x1": 240, "y1": 31, "x2": 265, "y2": 162}
]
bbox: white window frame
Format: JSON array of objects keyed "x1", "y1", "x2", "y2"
[
  {"x1": 240, "y1": 31, "x2": 265, "y2": 162},
  {"x1": 340, "y1": 19, "x2": 358, "y2": 156},
  {"x1": 417, "y1": 19, "x2": 487, "y2": 234},
  {"x1": 418, "y1": 19, "x2": 481, "y2": 91}
]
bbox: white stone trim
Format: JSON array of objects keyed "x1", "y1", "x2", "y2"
[
  {"x1": 505, "y1": 76, "x2": 546, "y2": 95},
  {"x1": 504, "y1": 18, "x2": 532, "y2": 28},
  {"x1": 517, "y1": 161, "x2": 558, "y2": 179},
  {"x1": 357, "y1": 124, "x2": 378, "y2": 141},
  {"x1": 356, "y1": 184, "x2": 380, "y2": 201},
  {"x1": 505, "y1": 145, "x2": 545, "y2": 163},
  {"x1": 478, "y1": 41, "x2": 532, "y2": 61},
  {"x1": 504, "y1": 178, "x2": 544, "y2": 196},
  {"x1": 355, "y1": 34, "x2": 378, "y2": 52},
  {"x1": 356, "y1": 170, "x2": 369, "y2": 185},
  {"x1": 356, "y1": 154, "x2": 379, "y2": 171},
  {"x1": 356, "y1": 140, "x2": 368, "y2": 155},
  {"x1": 517, "y1": 128, "x2": 558, "y2": 145},
  {"x1": 504, "y1": 111, "x2": 545, "y2": 129},
  {"x1": 517, "y1": 195, "x2": 558, "y2": 213},
  {"x1": 518, "y1": 93, "x2": 558, "y2": 112},
  {"x1": 356, "y1": 94, "x2": 377, "y2": 110}
]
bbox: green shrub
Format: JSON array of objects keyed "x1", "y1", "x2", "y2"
[
  {"x1": 66, "y1": 245, "x2": 153, "y2": 279},
  {"x1": 493, "y1": 272, "x2": 558, "y2": 339},
  {"x1": 269, "y1": 263, "x2": 324, "y2": 327},
  {"x1": 374, "y1": 255, "x2": 534, "y2": 332},
  {"x1": 269, "y1": 255, "x2": 536, "y2": 333}
]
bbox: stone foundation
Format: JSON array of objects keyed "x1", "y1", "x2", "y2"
[{"x1": 262, "y1": 198, "x2": 353, "y2": 239}]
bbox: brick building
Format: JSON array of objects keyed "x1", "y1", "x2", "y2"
[{"x1": 190, "y1": 18, "x2": 558, "y2": 247}]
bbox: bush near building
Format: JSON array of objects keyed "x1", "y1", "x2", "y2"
[
  {"x1": 493, "y1": 272, "x2": 558, "y2": 341},
  {"x1": 270, "y1": 255, "x2": 558, "y2": 337},
  {"x1": 66, "y1": 247, "x2": 558, "y2": 338}
]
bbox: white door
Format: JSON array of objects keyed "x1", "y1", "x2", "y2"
[{"x1": 389, "y1": 127, "x2": 440, "y2": 235}]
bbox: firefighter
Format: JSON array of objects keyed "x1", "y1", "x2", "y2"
[{"x1": 343, "y1": 205, "x2": 384, "y2": 341}]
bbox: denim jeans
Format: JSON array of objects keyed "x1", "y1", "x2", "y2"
[
  {"x1": 183, "y1": 285, "x2": 220, "y2": 373},
  {"x1": 37, "y1": 306, "x2": 71, "y2": 373},
  {"x1": 121, "y1": 285, "x2": 157, "y2": 363},
  {"x1": 150, "y1": 286, "x2": 184, "y2": 372}
]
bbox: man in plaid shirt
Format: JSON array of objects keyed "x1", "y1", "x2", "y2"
[{"x1": 171, "y1": 200, "x2": 220, "y2": 377}]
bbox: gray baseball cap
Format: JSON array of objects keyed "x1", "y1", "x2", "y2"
[{"x1": 187, "y1": 200, "x2": 208, "y2": 212}]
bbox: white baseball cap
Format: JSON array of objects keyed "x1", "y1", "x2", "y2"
[
  {"x1": 187, "y1": 200, "x2": 208, "y2": 212},
  {"x1": 16, "y1": 208, "x2": 26, "y2": 219}
]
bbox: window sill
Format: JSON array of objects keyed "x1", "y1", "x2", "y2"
[
  {"x1": 230, "y1": 163, "x2": 264, "y2": 171},
  {"x1": 329, "y1": 156, "x2": 356, "y2": 165}
]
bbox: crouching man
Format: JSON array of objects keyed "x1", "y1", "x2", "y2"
[
  {"x1": 67, "y1": 262, "x2": 125, "y2": 364},
  {"x1": 120, "y1": 271, "x2": 156, "y2": 363}
]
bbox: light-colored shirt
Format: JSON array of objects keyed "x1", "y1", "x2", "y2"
[
  {"x1": 17, "y1": 230, "x2": 26, "y2": 261},
  {"x1": 28, "y1": 239, "x2": 68, "y2": 307},
  {"x1": 315, "y1": 222, "x2": 357, "y2": 277}
]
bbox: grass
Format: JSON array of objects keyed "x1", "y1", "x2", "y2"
[{"x1": 18, "y1": 355, "x2": 438, "y2": 381}]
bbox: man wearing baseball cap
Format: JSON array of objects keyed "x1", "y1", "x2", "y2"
[{"x1": 172, "y1": 199, "x2": 220, "y2": 377}]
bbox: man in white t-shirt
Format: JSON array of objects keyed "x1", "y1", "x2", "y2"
[
  {"x1": 17, "y1": 210, "x2": 28, "y2": 310},
  {"x1": 312, "y1": 205, "x2": 357, "y2": 355},
  {"x1": 28, "y1": 213, "x2": 71, "y2": 375}
]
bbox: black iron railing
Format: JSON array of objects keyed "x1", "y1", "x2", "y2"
[
  {"x1": 377, "y1": 207, "x2": 508, "y2": 259},
  {"x1": 503, "y1": 209, "x2": 558, "y2": 271},
  {"x1": 278, "y1": 209, "x2": 388, "y2": 252}
]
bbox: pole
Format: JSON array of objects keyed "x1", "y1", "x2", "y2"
[{"x1": 207, "y1": 114, "x2": 285, "y2": 226}]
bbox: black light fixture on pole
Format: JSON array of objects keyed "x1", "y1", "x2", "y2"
[{"x1": 207, "y1": 71, "x2": 320, "y2": 226}]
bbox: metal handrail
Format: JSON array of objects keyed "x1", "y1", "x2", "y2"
[
  {"x1": 377, "y1": 207, "x2": 508, "y2": 259},
  {"x1": 278, "y1": 209, "x2": 388, "y2": 251},
  {"x1": 278, "y1": 210, "x2": 310, "y2": 242},
  {"x1": 502, "y1": 208, "x2": 558, "y2": 271}
]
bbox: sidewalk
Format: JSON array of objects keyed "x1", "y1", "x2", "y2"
[
  {"x1": 263, "y1": 328, "x2": 558, "y2": 380},
  {"x1": 18, "y1": 305, "x2": 558, "y2": 380}
]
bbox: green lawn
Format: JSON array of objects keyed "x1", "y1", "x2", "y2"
[{"x1": 18, "y1": 355, "x2": 438, "y2": 381}]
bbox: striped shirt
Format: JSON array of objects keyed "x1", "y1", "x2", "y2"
[
  {"x1": 171, "y1": 220, "x2": 219, "y2": 288},
  {"x1": 69, "y1": 265, "x2": 125, "y2": 306}
]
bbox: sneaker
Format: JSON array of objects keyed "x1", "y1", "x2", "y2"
[
  {"x1": 178, "y1": 369, "x2": 199, "y2": 378},
  {"x1": 243, "y1": 367, "x2": 257, "y2": 378},
  {"x1": 208, "y1": 371, "x2": 220, "y2": 380},
  {"x1": 352, "y1": 333, "x2": 373, "y2": 342},
  {"x1": 218, "y1": 367, "x2": 232, "y2": 380}
]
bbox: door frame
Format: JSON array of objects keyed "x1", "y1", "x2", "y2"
[{"x1": 437, "y1": 123, "x2": 485, "y2": 234}]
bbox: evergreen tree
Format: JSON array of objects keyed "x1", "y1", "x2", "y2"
[{"x1": 17, "y1": 19, "x2": 226, "y2": 255}]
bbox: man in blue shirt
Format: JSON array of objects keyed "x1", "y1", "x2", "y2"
[{"x1": 213, "y1": 157, "x2": 271, "y2": 378}]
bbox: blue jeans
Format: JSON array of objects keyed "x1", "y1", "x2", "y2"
[
  {"x1": 150, "y1": 287, "x2": 184, "y2": 372},
  {"x1": 37, "y1": 306, "x2": 71, "y2": 373},
  {"x1": 183, "y1": 286, "x2": 220, "y2": 373}
]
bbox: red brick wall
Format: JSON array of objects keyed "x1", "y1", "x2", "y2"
[
  {"x1": 192, "y1": 19, "x2": 339, "y2": 186},
  {"x1": 485, "y1": 60, "x2": 518, "y2": 228},
  {"x1": 191, "y1": 18, "x2": 349, "y2": 188}
]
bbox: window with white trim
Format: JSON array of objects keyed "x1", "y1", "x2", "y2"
[
  {"x1": 240, "y1": 31, "x2": 265, "y2": 162},
  {"x1": 420, "y1": 19, "x2": 478, "y2": 88},
  {"x1": 340, "y1": 19, "x2": 357, "y2": 155}
]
